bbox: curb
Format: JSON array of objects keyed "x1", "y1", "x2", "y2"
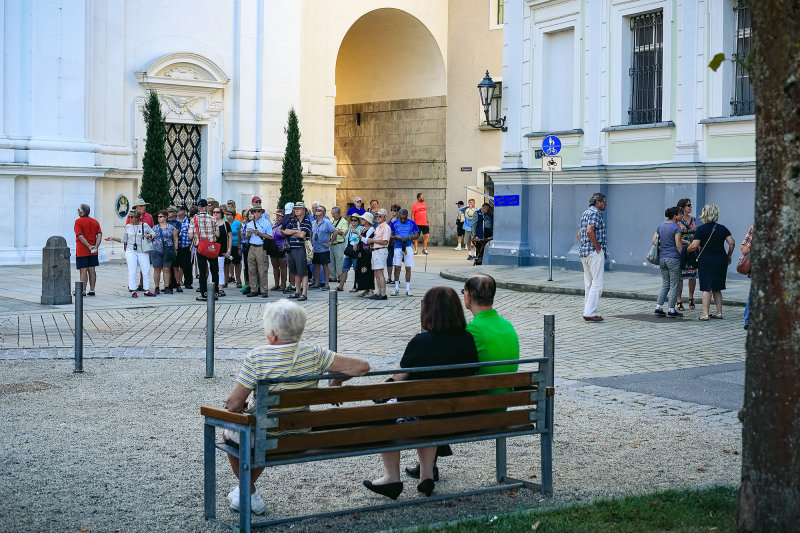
[{"x1": 439, "y1": 270, "x2": 747, "y2": 307}]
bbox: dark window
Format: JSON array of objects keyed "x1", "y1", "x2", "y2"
[
  {"x1": 628, "y1": 11, "x2": 663, "y2": 125},
  {"x1": 731, "y1": 0, "x2": 753, "y2": 116}
]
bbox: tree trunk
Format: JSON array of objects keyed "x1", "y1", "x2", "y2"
[{"x1": 739, "y1": 1, "x2": 800, "y2": 531}]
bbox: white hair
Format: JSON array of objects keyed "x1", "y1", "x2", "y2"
[{"x1": 262, "y1": 300, "x2": 307, "y2": 343}]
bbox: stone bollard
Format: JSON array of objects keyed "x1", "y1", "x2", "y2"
[{"x1": 41, "y1": 236, "x2": 72, "y2": 305}]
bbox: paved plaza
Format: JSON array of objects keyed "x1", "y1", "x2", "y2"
[{"x1": 0, "y1": 247, "x2": 749, "y2": 531}]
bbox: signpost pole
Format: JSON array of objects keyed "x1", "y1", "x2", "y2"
[{"x1": 548, "y1": 170, "x2": 554, "y2": 281}]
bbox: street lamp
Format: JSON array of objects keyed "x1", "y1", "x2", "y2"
[{"x1": 477, "y1": 70, "x2": 507, "y2": 131}]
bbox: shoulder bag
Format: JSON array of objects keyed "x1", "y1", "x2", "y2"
[
  {"x1": 195, "y1": 217, "x2": 220, "y2": 259},
  {"x1": 343, "y1": 228, "x2": 358, "y2": 258},
  {"x1": 689, "y1": 224, "x2": 716, "y2": 269},
  {"x1": 140, "y1": 223, "x2": 153, "y2": 253},
  {"x1": 646, "y1": 232, "x2": 660, "y2": 265},
  {"x1": 736, "y1": 253, "x2": 751, "y2": 276},
  {"x1": 360, "y1": 227, "x2": 374, "y2": 253},
  {"x1": 298, "y1": 218, "x2": 313, "y2": 261}
]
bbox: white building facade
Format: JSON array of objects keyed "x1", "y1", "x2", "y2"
[{"x1": 487, "y1": 0, "x2": 754, "y2": 273}]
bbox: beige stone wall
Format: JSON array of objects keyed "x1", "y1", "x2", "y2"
[{"x1": 334, "y1": 96, "x2": 447, "y2": 243}]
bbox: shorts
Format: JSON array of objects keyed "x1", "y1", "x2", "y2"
[
  {"x1": 287, "y1": 247, "x2": 308, "y2": 276},
  {"x1": 151, "y1": 250, "x2": 173, "y2": 269},
  {"x1": 417, "y1": 225, "x2": 429, "y2": 235},
  {"x1": 371, "y1": 247, "x2": 388, "y2": 270},
  {"x1": 225, "y1": 245, "x2": 241, "y2": 265},
  {"x1": 456, "y1": 222, "x2": 465, "y2": 237},
  {"x1": 342, "y1": 256, "x2": 356, "y2": 271},
  {"x1": 312, "y1": 251, "x2": 330, "y2": 264},
  {"x1": 76, "y1": 255, "x2": 99, "y2": 269},
  {"x1": 392, "y1": 247, "x2": 414, "y2": 267}
]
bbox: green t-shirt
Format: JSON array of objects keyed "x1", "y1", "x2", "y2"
[{"x1": 466, "y1": 309, "x2": 519, "y2": 394}]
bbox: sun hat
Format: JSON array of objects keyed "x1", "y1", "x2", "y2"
[
  {"x1": 132, "y1": 197, "x2": 148, "y2": 207},
  {"x1": 294, "y1": 201, "x2": 306, "y2": 209},
  {"x1": 359, "y1": 212, "x2": 374, "y2": 225}
]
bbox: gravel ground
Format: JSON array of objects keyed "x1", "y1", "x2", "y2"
[{"x1": 0, "y1": 357, "x2": 742, "y2": 533}]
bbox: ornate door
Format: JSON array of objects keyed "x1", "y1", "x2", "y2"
[{"x1": 165, "y1": 124, "x2": 201, "y2": 207}]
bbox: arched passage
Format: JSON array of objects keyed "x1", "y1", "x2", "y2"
[{"x1": 334, "y1": 8, "x2": 447, "y2": 241}]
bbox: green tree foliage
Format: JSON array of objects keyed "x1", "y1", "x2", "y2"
[
  {"x1": 140, "y1": 90, "x2": 171, "y2": 212},
  {"x1": 277, "y1": 107, "x2": 304, "y2": 210}
]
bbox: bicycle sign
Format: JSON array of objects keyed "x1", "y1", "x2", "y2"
[{"x1": 542, "y1": 135, "x2": 561, "y2": 156}]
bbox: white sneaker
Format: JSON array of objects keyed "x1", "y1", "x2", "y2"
[
  {"x1": 228, "y1": 486, "x2": 267, "y2": 516},
  {"x1": 390, "y1": 288, "x2": 400, "y2": 296},
  {"x1": 413, "y1": 250, "x2": 418, "y2": 255},
  {"x1": 453, "y1": 245, "x2": 462, "y2": 251},
  {"x1": 406, "y1": 289, "x2": 413, "y2": 296}
]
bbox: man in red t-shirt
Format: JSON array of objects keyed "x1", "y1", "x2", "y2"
[
  {"x1": 126, "y1": 198, "x2": 154, "y2": 227},
  {"x1": 74, "y1": 204, "x2": 103, "y2": 296},
  {"x1": 411, "y1": 192, "x2": 430, "y2": 255}
]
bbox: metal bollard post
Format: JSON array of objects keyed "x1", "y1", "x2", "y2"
[
  {"x1": 541, "y1": 313, "x2": 555, "y2": 494},
  {"x1": 205, "y1": 289, "x2": 215, "y2": 378},
  {"x1": 74, "y1": 281, "x2": 84, "y2": 373},
  {"x1": 328, "y1": 289, "x2": 338, "y2": 351}
]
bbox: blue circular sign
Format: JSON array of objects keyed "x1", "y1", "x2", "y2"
[{"x1": 542, "y1": 135, "x2": 562, "y2": 156}]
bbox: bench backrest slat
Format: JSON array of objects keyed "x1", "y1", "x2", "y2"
[
  {"x1": 275, "y1": 390, "x2": 540, "y2": 431},
  {"x1": 270, "y1": 410, "x2": 535, "y2": 455},
  {"x1": 267, "y1": 371, "x2": 541, "y2": 408}
]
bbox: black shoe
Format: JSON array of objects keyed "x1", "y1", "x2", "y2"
[
  {"x1": 744, "y1": 324, "x2": 749, "y2": 330},
  {"x1": 247, "y1": 292, "x2": 261, "y2": 298},
  {"x1": 667, "y1": 310, "x2": 684, "y2": 318},
  {"x1": 405, "y1": 464, "x2": 439, "y2": 482},
  {"x1": 196, "y1": 294, "x2": 207, "y2": 301},
  {"x1": 654, "y1": 308, "x2": 666, "y2": 316},
  {"x1": 184, "y1": 285, "x2": 193, "y2": 290},
  {"x1": 417, "y1": 479, "x2": 435, "y2": 497},
  {"x1": 362, "y1": 480, "x2": 403, "y2": 500},
  {"x1": 261, "y1": 293, "x2": 269, "y2": 298}
]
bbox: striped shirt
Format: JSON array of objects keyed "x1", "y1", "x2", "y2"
[{"x1": 236, "y1": 343, "x2": 337, "y2": 416}]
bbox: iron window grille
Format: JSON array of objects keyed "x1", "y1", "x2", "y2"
[
  {"x1": 165, "y1": 123, "x2": 202, "y2": 208},
  {"x1": 628, "y1": 11, "x2": 663, "y2": 125},
  {"x1": 731, "y1": 0, "x2": 753, "y2": 116}
]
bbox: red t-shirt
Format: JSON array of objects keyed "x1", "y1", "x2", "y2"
[
  {"x1": 74, "y1": 216, "x2": 102, "y2": 257},
  {"x1": 411, "y1": 201, "x2": 428, "y2": 226},
  {"x1": 127, "y1": 211, "x2": 154, "y2": 227}
]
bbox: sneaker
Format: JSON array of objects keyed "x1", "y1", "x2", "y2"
[
  {"x1": 406, "y1": 289, "x2": 413, "y2": 296},
  {"x1": 228, "y1": 486, "x2": 267, "y2": 516},
  {"x1": 654, "y1": 308, "x2": 666, "y2": 316},
  {"x1": 163, "y1": 288, "x2": 173, "y2": 295},
  {"x1": 320, "y1": 285, "x2": 330, "y2": 291},
  {"x1": 413, "y1": 250, "x2": 418, "y2": 255},
  {"x1": 667, "y1": 310, "x2": 684, "y2": 318},
  {"x1": 131, "y1": 291, "x2": 137, "y2": 298},
  {"x1": 422, "y1": 249, "x2": 428, "y2": 255},
  {"x1": 154, "y1": 287, "x2": 160, "y2": 295},
  {"x1": 390, "y1": 288, "x2": 400, "y2": 296},
  {"x1": 144, "y1": 291, "x2": 156, "y2": 297},
  {"x1": 196, "y1": 294, "x2": 207, "y2": 301},
  {"x1": 467, "y1": 255, "x2": 473, "y2": 260},
  {"x1": 453, "y1": 245, "x2": 462, "y2": 251},
  {"x1": 227, "y1": 486, "x2": 239, "y2": 510}
]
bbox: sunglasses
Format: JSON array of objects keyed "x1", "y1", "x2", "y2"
[
  {"x1": 157, "y1": 215, "x2": 166, "y2": 218},
  {"x1": 213, "y1": 210, "x2": 221, "y2": 214}
]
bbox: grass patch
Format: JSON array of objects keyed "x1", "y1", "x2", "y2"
[{"x1": 414, "y1": 486, "x2": 737, "y2": 533}]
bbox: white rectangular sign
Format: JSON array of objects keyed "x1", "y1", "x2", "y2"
[{"x1": 542, "y1": 156, "x2": 562, "y2": 172}]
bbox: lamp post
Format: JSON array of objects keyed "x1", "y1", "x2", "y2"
[{"x1": 477, "y1": 71, "x2": 507, "y2": 132}]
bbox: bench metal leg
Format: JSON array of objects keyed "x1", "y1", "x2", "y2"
[
  {"x1": 238, "y1": 427, "x2": 252, "y2": 533},
  {"x1": 495, "y1": 437, "x2": 507, "y2": 483},
  {"x1": 204, "y1": 422, "x2": 217, "y2": 520},
  {"x1": 541, "y1": 429, "x2": 553, "y2": 495}
]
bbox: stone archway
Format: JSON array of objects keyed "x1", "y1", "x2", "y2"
[{"x1": 334, "y1": 8, "x2": 447, "y2": 242}]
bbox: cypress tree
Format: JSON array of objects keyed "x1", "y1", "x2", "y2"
[
  {"x1": 277, "y1": 107, "x2": 304, "y2": 209},
  {"x1": 140, "y1": 90, "x2": 171, "y2": 212}
]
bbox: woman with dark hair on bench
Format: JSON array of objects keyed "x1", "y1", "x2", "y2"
[{"x1": 363, "y1": 286, "x2": 478, "y2": 500}]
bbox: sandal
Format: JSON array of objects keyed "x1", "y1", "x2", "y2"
[
  {"x1": 710, "y1": 313, "x2": 723, "y2": 319},
  {"x1": 349, "y1": 288, "x2": 359, "y2": 293},
  {"x1": 698, "y1": 315, "x2": 709, "y2": 321},
  {"x1": 689, "y1": 298, "x2": 695, "y2": 310},
  {"x1": 676, "y1": 301, "x2": 685, "y2": 311},
  {"x1": 297, "y1": 295, "x2": 307, "y2": 302}
]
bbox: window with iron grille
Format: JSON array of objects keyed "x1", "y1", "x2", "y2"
[
  {"x1": 628, "y1": 11, "x2": 663, "y2": 125},
  {"x1": 731, "y1": 0, "x2": 753, "y2": 116}
]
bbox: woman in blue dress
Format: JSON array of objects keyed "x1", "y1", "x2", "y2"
[{"x1": 686, "y1": 204, "x2": 736, "y2": 320}]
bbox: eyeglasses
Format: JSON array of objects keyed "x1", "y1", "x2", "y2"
[
  {"x1": 157, "y1": 215, "x2": 165, "y2": 218},
  {"x1": 213, "y1": 210, "x2": 221, "y2": 214},
  {"x1": 686, "y1": 203, "x2": 692, "y2": 207},
  {"x1": 314, "y1": 209, "x2": 323, "y2": 213}
]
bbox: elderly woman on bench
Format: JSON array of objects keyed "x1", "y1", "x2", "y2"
[
  {"x1": 223, "y1": 299, "x2": 370, "y2": 515},
  {"x1": 363, "y1": 286, "x2": 478, "y2": 500}
]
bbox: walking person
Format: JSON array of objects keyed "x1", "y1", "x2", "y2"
[
  {"x1": 578, "y1": 193, "x2": 607, "y2": 322},
  {"x1": 651, "y1": 207, "x2": 684, "y2": 318},
  {"x1": 367, "y1": 209, "x2": 391, "y2": 300},
  {"x1": 106, "y1": 210, "x2": 155, "y2": 297},
  {"x1": 686, "y1": 204, "x2": 736, "y2": 321},
  {"x1": 213, "y1": 206, "x2": 232, "y2": 296},
  {"x1": 269, "y1": 210, "x2": 289, "y2": 292},
  {"x1": 329, "y1": 206, "x2": 348, "y2": 284},
  {"x1": 453, "y1": 201, "x2": 465, "y2": 250},
  {"x1": 411, "y1": 193, "x2": 430, "y2": 255},
  {"x1": 151, "y1": 210, "x2": 178, "y2": 294},
  {"x1": 74, "y1": 203, "x2": 102, "y2": 296},
  {"x1": 175, "y1": 205, "x2": 192, "y2": 292},
  {"x1": 310, "y1": 205, "x2": 335, "y2": 291},
  {"x1": 337, "y1": 214, "x2": 363, "y2": 292},
  {"x1": 675, "y1": 198, "x2": 698, "y2": 311},
  {"x1": 282, "y1": 202, "x2": 313, "y2": 301},
  {"x1": 244, "y1": 205, "x2": 272, "y2": 298},
  {"x1": 188, "y1": 199, "x2": 220, "y2": 301},
  {"x1": 390, "y1": 208, "x2": 419, "y2": 296}
]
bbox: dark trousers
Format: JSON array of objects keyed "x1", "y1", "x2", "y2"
[
  {"x1": 177, "y1": 247, "x2": 192, "y2": 287},
  {"x1": 197, "y1": 253, "x2": 219, "y2": 295}
]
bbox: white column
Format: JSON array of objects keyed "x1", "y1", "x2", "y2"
[
  {"x1": 673, "y1": 0, "x2": 700, "y2": 162},
  {"x1": 500, "y1": 0, "x2": 523, "y2": 169},
  {"x1": 581, "y1": 0, "x2": 604, "y2": 166}
]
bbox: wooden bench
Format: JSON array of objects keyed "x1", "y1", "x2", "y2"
[{"x1": 202, "y1": 354, "x2": 554, "y2": 532}]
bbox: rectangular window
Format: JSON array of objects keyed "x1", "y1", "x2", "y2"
[
  {"x1": 497, "y1": 0, "x2": 504, "y2": 26},
  {"x1": 731, "y1": 0, "x2": 753, "y2": 116},
  {"x1": 628, "y1": 11, "x2": 663, "y2": 125}
]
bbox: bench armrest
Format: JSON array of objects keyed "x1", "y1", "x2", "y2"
[{"x1": 201, "y1": 405, "x2": 255, "y2": 426}]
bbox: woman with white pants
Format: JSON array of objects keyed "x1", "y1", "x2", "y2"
[{"x1": 106, "y1": 210, "x2": 156, "y2": 297}]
